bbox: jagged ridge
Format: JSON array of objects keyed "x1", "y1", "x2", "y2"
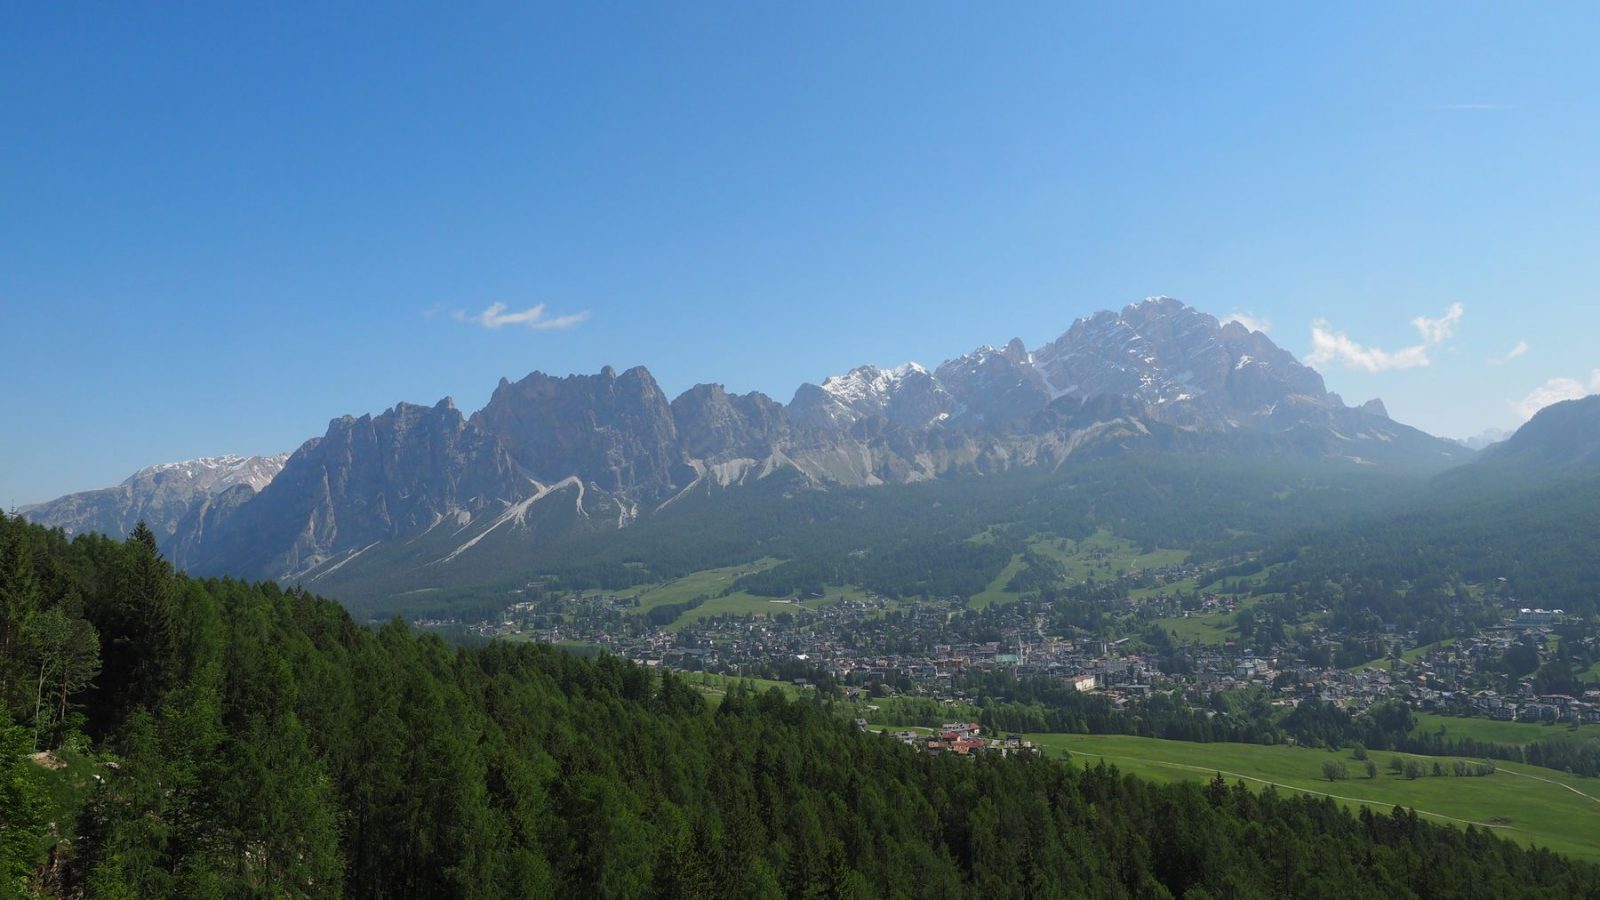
[{"x1": 25, "y1": 298, "x2": 1473, "y2": 586}]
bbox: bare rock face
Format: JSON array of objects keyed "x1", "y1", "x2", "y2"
[
  {"x1": 186, "y1": 398, "x2": 528, "y2": 579},
  {"x1": 1031, "y1": 297, "x2": 1331, "y2": 429},
  {"x1": 472, "y1": 366, "x2": 693, "y2": 502},
  {"x1": 669, "y1": 384, "x2": 789, "y2": 462},
  {"x1": 935, "y1": 338, "x2": 1053, "y2": 426}
]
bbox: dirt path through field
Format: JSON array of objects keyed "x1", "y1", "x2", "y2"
[{"x1": 1497, "y1": 767, "x2": 1600, "y2": 805}]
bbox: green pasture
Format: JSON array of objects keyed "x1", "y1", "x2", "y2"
[
  {"x1": 627, "y1": 559, "x2": 783, "y2": 614},
  {"x1": 1412, "y1": 712, "x2": 1600, "y2": 745},
  {"x1": 1023, "y1": 732, "x2": 1600, "y2": 862},
  {"x1": 968, "y1": 528, "x2": 1190, "y2": 608}
]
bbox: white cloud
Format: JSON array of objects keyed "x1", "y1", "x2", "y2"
[
  {"x1": 1514, "y1": 369, "x2": 1600, "y2": 421},
  {"x1": 1223, "y1": 311, "x2": 1271, "y2": 334},
  {"x1": 1306, "y1": 302, "x2": 1463, "y2": 373},
  {"x1": 1488, "y1": 340, "x2": 1529, "y2": 365},
  {"x1": 1410, "y1": 303, "x2": 1464, "y2": 345},
  {"x1": 454, "y1": 302, "x2": 589, "y2": 331}
]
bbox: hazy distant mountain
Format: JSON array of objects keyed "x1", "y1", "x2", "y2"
[
  {"x1": 1456, "y1": 427, "x2": 1513, "y2": 451},
  {"x1": 1474, "y1": 395, "x2": 1600, "y2": 470},
  {"x1": 1268, "y1": 394, "x2": 1600, "y2": 613},
  {"x1": 21, "y1": 454, "x2": 287, "y2": 544},
  {"x1": 27, "y1": 297, "x2": 1474, "y2": 590}
]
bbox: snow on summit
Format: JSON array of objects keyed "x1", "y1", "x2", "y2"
[
  {"x1": 131, "y1": 453, "x2": 290, "y2": 494},
  {"x1": 819, "y1": 362, "x2": 930, "y2": 404}
]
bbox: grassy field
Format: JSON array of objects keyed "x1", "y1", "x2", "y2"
[
  {"x1": 627, "y1": 559, "x2": 782, "y2": 614},
  {"x1": 969, "y1": 529, "x2": 1189, "y2": 608},
  {"x1": 1146, "y1": 594, "x2": 1268, "y2": 645},
  {"x1": 1129, "y1": 577, "x2": 1197, "y2": 601},
  {"x1": 666, "y1": 586, "x2": 868, "y2": 630},
  {"x1": 1353, "y1": 639, "x2": 1460, "y2": 673},
  {"x1": 1404, "y1": 639, "x2": 1457, "y2": 662},
  {"x1": 685, "y1": 671, "x2": 810, "y2": 705},
  {"x1": 1022, "y1": 732, "x2": 1600, "y2": 861},
  {"x1": 968, "y1": 554, "x2": 1029, "y2": 609},
  {"x1": 1028, "y1": 530, "x2": 1189, "y2": 581},
  {"x1": 618, "y1": 559, "x2": 874, "y2": 629},
  {"x1": 1412, "y1": 712, "x2": 1600, "y2": 745}
]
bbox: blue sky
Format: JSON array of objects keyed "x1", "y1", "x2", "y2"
[{"x1": 4, "y1": 3, "x2": 1599, "y2": 506}]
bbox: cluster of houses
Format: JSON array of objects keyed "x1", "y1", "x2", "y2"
[
  {"x1": 1468, "y1": 689, "x2": 1600, "y2": 723},
  {"x1": 1374, "y1": 628, "x2": 1600, "y2": 721},
  {"x1": 877, "y1": 722, "x2": 1038, "y2": 757}
]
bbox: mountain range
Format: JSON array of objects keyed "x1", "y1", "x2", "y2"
[{"x1": 23, "y1": 298, "x2": 1474, "y2": 604}]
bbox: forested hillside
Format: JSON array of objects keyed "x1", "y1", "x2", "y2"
[
  {"x1": 319, "y1": 453, "x2": 1424, "y2": 618},
  {"x1": 4, "y1": 511, "x2": 1599, "y2": 898},
  {"x1": 1259, "y1": 469, "x2": 1600, "y2": 624},
  {"x1": 1252, "y1": 397, "x2": 1600, "y2": 623}
]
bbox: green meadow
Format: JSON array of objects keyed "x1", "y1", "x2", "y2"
[
  {"x1": 626, "y1": 559, "x2": 783, "y2": 614},
  {"x1": 1023, "y1": 732, "x2": 1600, "y2": 861},
  {"x1": 685, "y1": 671, "x2": 811, "y2": 705},
  {"x1": 613, "y1": 558, "x2": 877, "y2": 629},
  {"x1": 969, "y1": 529, "x2": 1190, "y2": 608},
  {"x1": 1146, "y1": 594, "x2": 1269, "y2": 645},
  {"x1": 1412, "y1": 712, "x2": 1600, "y2": 745}
]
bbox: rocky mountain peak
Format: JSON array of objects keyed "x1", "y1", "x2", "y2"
[
  {"x1": 472, "y1": 365, "x2": 689, "y2": 499},
  {"x1": 1031, "y1": 296, "x2": 1331, "y2": 429},
  {"x1": 789, "y1": 362, "x2": 956, "y2": 430},
  {"x1": 670, "y1": 384, "x2": 788, "y2": 461},
  {"x1": 934, "y1": 342, "x2": 1052, "y2": 426}
]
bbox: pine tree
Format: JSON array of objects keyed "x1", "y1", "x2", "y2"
[
  {"x1": 88, "y1": 523, "x2": 179, "y2": 734},
  {"x1": 0, "y1": 518, "x2": 43, "y2": 718},
  {"x1": 0, "y1": 723, "x2": 48, "y2": 895}
]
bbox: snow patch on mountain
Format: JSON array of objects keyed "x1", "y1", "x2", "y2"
[
  {"x1": 131, "y1": 453, "x2": 290, "y2": 493},
  {"x1": 819, "y1": 362, "x2": 928, "y2": 405}
]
